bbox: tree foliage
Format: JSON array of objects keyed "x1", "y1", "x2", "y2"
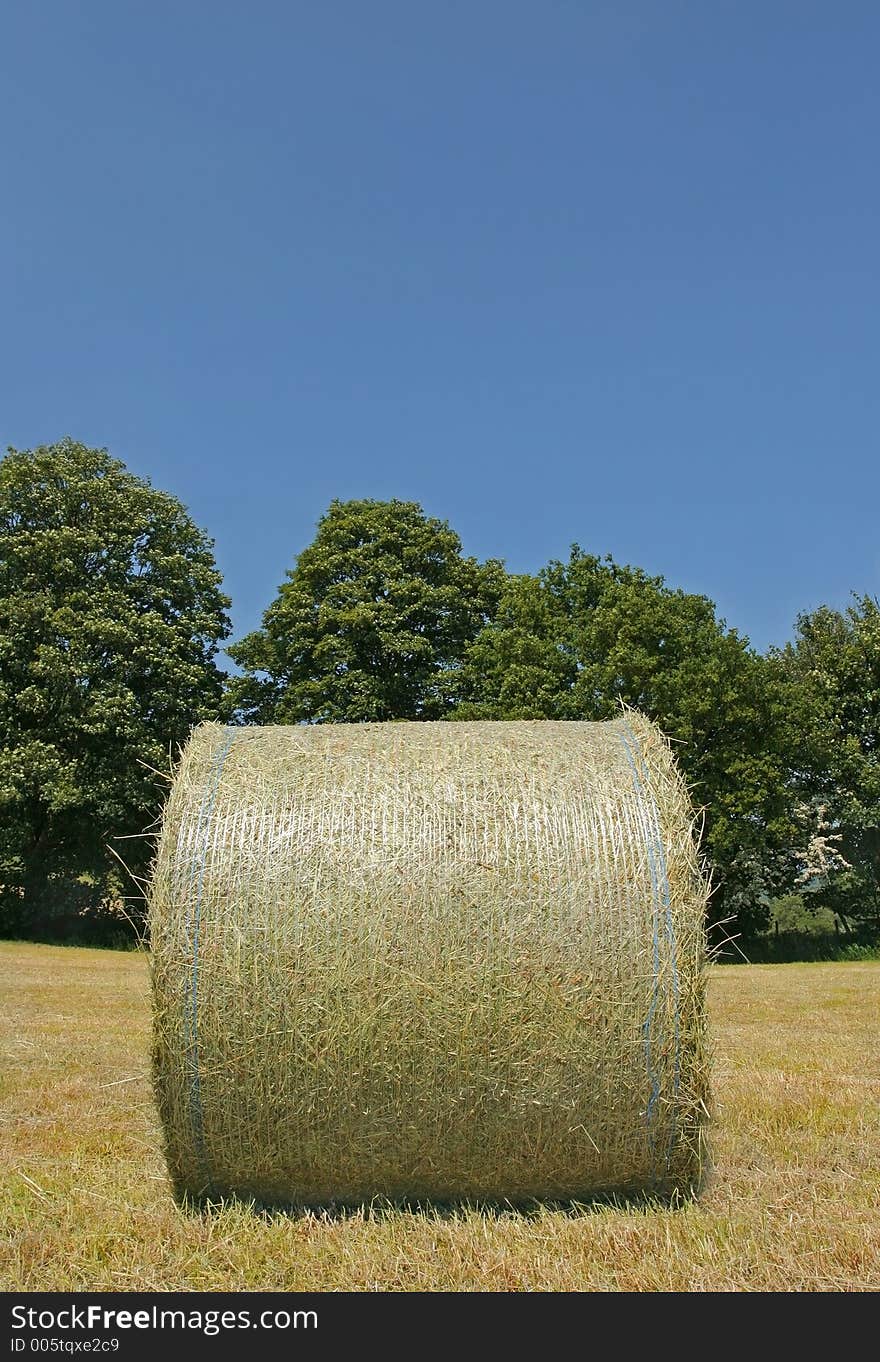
[
  {"x1": 456, "y1": 548, "x2": 795, "y2": 933},
  {"x1": 3, "y1": 442, "x2": 875, "y2": 952},
  {"x1": 228, "y1": 499, "x2": 504, "y2": 723},
  {"x1": 773, "y1": 597, "x2": 880, "y2": 930},
  {"x1": 0, "y1": 439, "x2": 230, "y2": 935}
]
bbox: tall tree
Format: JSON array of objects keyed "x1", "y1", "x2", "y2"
[
  {"x1": 773, "y1": 597, "x2": 880, "y2": 931},
  {"x1": 228, "y1": 499, "x2": 504, "y2": 724},
  {"x1": 0, "y1": 439, "x2": 230, "y2": 935},
  {"x1": 456, "y1": 548, "x2": 795, "y2": 935}
]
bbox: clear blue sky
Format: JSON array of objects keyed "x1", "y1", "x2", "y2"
[{"x1": 2, "y1": 1, "x2": 877, "y2": 655}]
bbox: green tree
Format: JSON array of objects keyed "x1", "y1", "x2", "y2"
[
  {"x1": 457, "y1": 548, "x2": 795, "y2": 935},
  {"x1": 228, "y1": 498, "x2": 504, "y2": 724},
  {"x1": 0, "y1": 439, "x2": 230, "y2": 936},
  {"x1": 774, "y1": 597, "x2": 880, "y2": 932}
]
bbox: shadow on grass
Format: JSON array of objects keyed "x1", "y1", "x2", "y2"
[
  {"x1": 178, "y1": 1179, "x2": 707, "y2": 1223},
  {"x1": 717, "y1": 929, "x2": 880, "y2": 965}
]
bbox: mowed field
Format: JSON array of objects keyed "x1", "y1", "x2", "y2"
[{"x1": 1, "y1": 942, "x2": 878, "y2": 1292}]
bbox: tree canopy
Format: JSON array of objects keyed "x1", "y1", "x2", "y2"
[
  {"x1": 228, "y1": 498, "x2": 504, "y2": 723},
  {"x1": 0, "y1": 446, "x2": 876, "y2": 953},
  {"x1": 0, "y1": 439, "x2": 230, "y2": 934},
  {"x1": 772, "y1": 597, "x2": 880, "y2": 931},
  {"x1": 455, "y1": 548, "x2": 796, "y2": 933}
]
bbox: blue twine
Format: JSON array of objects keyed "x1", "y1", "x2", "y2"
[
  {"x1": 184, "y1": 726, "x2": 236, "y2": 1191},
  {"x1": 619, "y1": 731, "x2": 662, "y2": 1168},
  {"x1": 619, "y1": 723, "x2": 682, "y2": 1177}
]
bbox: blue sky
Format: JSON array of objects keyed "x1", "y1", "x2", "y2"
[{"x1": 2, "y1": 1, "x2": 877, "y2": 655}]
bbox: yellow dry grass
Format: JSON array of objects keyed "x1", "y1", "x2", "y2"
[{"x1": 1, "y1": 941, "x2": 878, "y2": 1291}]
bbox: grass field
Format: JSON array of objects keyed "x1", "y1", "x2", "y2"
[{"x1": 2, "y1": 942, "x2": 878, "y2": 1291}]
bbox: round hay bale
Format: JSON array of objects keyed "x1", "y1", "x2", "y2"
[{"x1": 149, "y1": 716, "x2": 710, "y2": 1206}]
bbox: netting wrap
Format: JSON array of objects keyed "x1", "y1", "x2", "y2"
[{"x1": 149, "y1": 716, "x2": 710, "y2": 1206}]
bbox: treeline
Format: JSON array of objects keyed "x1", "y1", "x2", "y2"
[{"x1": 1, "y1": 439, "x2": 877, "y2": 953}]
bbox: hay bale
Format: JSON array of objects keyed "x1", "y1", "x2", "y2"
[{"x1": 149, "y1": 716, "x2": 710, "y2": 1206}]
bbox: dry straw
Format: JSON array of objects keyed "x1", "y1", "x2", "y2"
[{"x1": 149, "y1": 716, "x2": 710, "y2": 1206}]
